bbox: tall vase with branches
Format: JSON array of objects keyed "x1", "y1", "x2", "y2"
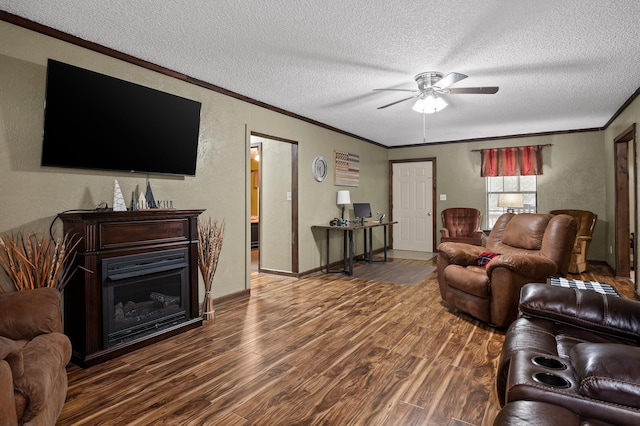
[
  {"x1": 197, "y1": 218, "x2": 225, "y2": 320},
  {"x1": 0, "y1": 232, "x2": 80, "y2": 293}
]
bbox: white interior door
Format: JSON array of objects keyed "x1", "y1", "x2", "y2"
[{"x1": 392, "y1": 161, "x2": 434, "y2": 252}]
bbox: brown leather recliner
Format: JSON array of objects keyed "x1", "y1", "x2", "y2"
[
  {"x1": 550, "y1": 209, "x2": 597, "y2": 273},
  {"x1": 440, "y1": 207, "x2": 484, "y2": 246},
  {"x1": 495, "y1": 283, "x2": 640, "y2": 425},
  {"x1": 437, "y1": 213, "x2": 577, "y2": 327},
  {"x1": 0, "y1": 287, "x2": 71, "y2": 426}
]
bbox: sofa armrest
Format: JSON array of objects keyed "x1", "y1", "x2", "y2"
[
  {"x1": 0, "y1": 288, "x2": 62, "y2": 340},
  {"x1": 437, "y1": 242, "x2": 486, "y2": 266},
  {"x1": 440, "y1": 228, "x2": 450, "y2": 238},
  {"x1": 486, "y1": 254, "x2": 557, "y2": 278},
  {"x1": 12, "y1": 332, "x2": 71, "y2": 424},
  {"x1": 518, "y1": 283, "x2": 640, "y2": 341},
  {"x1": 571, "y1": 343, "x2": 640, "y2": 408}
]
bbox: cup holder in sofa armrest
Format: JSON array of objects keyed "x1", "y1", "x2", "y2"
[
  {"x1": 532, "y1": 372, "x2": 571, "y2": 389},
  {"x1": 531, "y1": 356, "x2": 567, "y2": 370}
]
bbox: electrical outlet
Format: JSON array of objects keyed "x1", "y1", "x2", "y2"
[
  {"x1": 286, "y1": 192, "x2": 292, "y2": 201},
  {"x1": 440, "y1": 194, "x2": 447, "y2": 201}
]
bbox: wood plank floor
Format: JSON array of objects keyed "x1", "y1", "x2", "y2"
[{"x1": 58, "y1": 257, "x2": 636, "y2": 425}]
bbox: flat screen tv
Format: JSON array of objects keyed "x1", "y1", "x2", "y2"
[{"x1": 41, "y1": 59, "x2": 202, "y2": 176}]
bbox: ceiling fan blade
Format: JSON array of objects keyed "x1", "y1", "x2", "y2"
[
  {"x1": 377, "y1": 95, "x2": 417, "y2": 109},
  {"x1": 435, "y1": 72, "x2": 467, "y2": 89},
  {"x1": 447, "y1": 86, "x2": 499, "y2": 94},
  {"x1": 373, "y1": 88, "x2": 418, "y2": 93}
]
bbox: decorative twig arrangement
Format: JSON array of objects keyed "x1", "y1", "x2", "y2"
[
  {"x1": 0, "y1": 232, "x2": 80, "y2": 293},
  {"x1": 197, "y1": 218, "x2": 225, "y2": 320}
]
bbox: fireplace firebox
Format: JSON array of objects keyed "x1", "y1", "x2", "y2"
[
  {"x1": 60, "y1": 209, "x2": 203, "y2": 367},
  {"x1": 102, "y1": 248, "x2": 189, "y2": 347}
]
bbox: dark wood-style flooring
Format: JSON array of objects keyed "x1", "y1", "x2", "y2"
[{"x1": 58, "y1": 256, "x2": 636, "y2": 425}]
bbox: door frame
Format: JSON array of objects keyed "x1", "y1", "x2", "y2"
[
  {"x1": 388, "y1": 157, "x2": 437, "y2": 251},
  {"x1": 250, "y1": 131, "x2": 299, "y2": 275},
  {"x1": 614, "y1": 123, "x2": 637, "y2": 278}
]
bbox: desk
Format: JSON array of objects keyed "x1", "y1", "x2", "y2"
[{"x1": 312, "y1": 221, "x2": 397, "y2": 276}]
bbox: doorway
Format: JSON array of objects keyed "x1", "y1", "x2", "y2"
[
  {"x1": 389, "y1": 158, "x2": 437, "y2": 252},
  {"x1": 250, "y1": 132, "x2": 299, "y2": 275},
  {"x1": 614, "y1": 123, "x2": 636, "y2": 280}
]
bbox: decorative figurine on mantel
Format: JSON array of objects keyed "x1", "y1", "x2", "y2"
[
  {"x1": 145, "y1": 181, "x2": 157, "y2": 208},
  {"x1": 130, "y1": 192, "x2": 137, "y2": 211},
  {"x1": 113, "y1": 180, "x2": 127, "y2": 211},
  {"x1": 137, "y1": 192, "x2": 147, "y2": 210}
]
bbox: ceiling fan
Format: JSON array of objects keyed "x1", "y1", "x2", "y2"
[{"x1": 374, "y1": 72, "x2": 499, "y2": 113}]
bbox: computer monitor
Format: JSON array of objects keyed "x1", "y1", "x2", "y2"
[{"x1": 353, "y1": 203, "x2": 372, "y2": 220}]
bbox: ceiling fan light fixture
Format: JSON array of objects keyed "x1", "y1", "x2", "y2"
[{"x1": 412, "y1": 94, "x2": 448, "y2": 114}]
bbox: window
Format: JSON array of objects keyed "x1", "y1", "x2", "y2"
[{"x1": 486, "y1": 175, "x2": 537, "y2": 229}]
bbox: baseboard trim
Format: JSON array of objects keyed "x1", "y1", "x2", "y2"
[
  {"x1": 211, "y1": 289, "x2": 251, "y2": 307},
  {"x1": 257, "y1": 268, "x2": 299, "y2": 278}
]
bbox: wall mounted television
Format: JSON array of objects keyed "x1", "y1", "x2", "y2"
[{"x1": 41, "y1": 59, "x2": 202, "y2": 176}]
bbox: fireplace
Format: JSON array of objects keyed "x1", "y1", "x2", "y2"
[
  {"x1": 60, "y1": 209, "x2": 203, "y2": 367},
  {"x1": 102, "y1": 248, "x2": 189, "y2": 347}
]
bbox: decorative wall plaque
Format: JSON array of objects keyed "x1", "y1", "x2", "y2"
[{"x1": 334, "y1": 150, "x2": 359, "y2": 187}]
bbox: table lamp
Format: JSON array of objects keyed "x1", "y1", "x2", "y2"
[
  {"x1": 497, "y1": 193, "x2": 524, "y2": 214},
  {"x1": 337, "y1": 190, "x2": 351, "y2": 219}
]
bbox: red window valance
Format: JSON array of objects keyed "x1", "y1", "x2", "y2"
[{"x1": 479, "y1": 145, "x2": 546, "y2": 177}]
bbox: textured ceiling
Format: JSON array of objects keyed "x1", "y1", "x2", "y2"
[{"x1": 2, "y1": 0, "x2": 640, "y2": 147}]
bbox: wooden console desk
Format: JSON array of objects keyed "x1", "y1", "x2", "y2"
[{"x1": 312, "y1": 221, "x2": 397, "y2": 276}]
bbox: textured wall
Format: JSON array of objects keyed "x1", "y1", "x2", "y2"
[
  {"x1": 388, "y1": 131, "x2": 609, "y2": 261},
  {"x1": 0, "y1": 21, "x2": 389, "y2": 297}
]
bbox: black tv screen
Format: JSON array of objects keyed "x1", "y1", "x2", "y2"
[
  {"x1": 41, "y1": 59, "x2": 202, "y2": 176},
  {"x1": 353, "y1": 203, "x2": 372, "y2": 219}
]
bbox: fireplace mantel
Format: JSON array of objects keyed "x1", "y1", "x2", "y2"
[{"x1": 60, "y1": 209, "x2": 204, "y2": 367}]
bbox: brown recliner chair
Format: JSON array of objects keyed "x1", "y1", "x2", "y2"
[
  {"x1": 440, "y1": 207, "x2": 483, "y2": 246},
  {"x1": 437, "y1": 213, "x2": 577, "y2": 327},
  {"x1": 0, "y1": 287, "x2": 71, "y2": 426},
  {"x1": 550, "y1": 209, "x2": 597, "y2": 273}
]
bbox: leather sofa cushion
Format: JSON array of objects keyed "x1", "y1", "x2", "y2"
[
  {"x1": 501, "y1": 214, "x2": 550, "y2": 250},
  {"x1": 571, "y1": 343, "x2": 640, "y2": 408},
  {"x1": 443, "y1": 265, "x2": 490, "y2": 298}
]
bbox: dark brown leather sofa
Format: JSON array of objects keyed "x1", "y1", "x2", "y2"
[
  {"x1": 0, "y1": 288, "x2": 71, "y2": 426},
  {"x1": 437, "y1": 213, "x2": 577, "y2": 327},
  {"x1": 495, "y1": 283, "x2": 640, "y2": 425}
]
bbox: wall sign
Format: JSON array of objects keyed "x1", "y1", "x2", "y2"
[{"x1": 334, "y1": 150, "x2": 359, "y2": 187}]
